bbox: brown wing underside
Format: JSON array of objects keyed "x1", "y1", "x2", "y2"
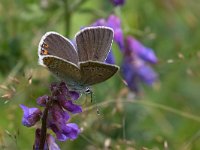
[
  {"x1": 42, "y1": 56, "x2": 81, "y2": 86},
  {"x1": 80, "y1": 61, "x2": 119, "y2": 86},
  {"x1": 42, "y1": 57, "x2": 119, "y2": 88}
]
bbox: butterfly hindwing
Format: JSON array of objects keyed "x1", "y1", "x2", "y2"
[
  {"x1": 42, "y1": 56, "x2": 82, "y2": 88},
  {"x1": 79, "y1": 61, "x2": 119, "y2": 86},
  {"x1": 75, "y1": 27, "x2": 114, "y2": 62}
]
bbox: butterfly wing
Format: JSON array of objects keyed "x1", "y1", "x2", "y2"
[
  {"x1": 75, "y1": 27, "x2": 114, "y2": 62},
  {"x1": 41, "y1": 56, "x2": 82, "y2": 89},
  {"x1": 79, "y1": 61, "x2": 119, "y2": 86},
  {"x1": 38, "y1": 32, "x2": 78, "y2": 65}
]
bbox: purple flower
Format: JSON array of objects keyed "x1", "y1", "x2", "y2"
[
  {"x1": 33, "y1": 128, "x2": 47, "y2": 150},
  {"x1": 121, "y1": 37, "x2": 158, "y2": 93},
  {"x1": 69, "y1": 91, "x2": 80, "y2": 100},
  {"x1": 33, "y1": 129, "x2": 60, "y2": 150},
  {"x1": 110, "y1": 0, "x2": 125, "y2": 6},
  {"x1": 137, "y1": 62, "x2": 158, "y2": 85},
  {"x1": 50, "y1": 82, "x2": 82, "y2": 114},
  {"x1": 21, "y1": 81, "x2": 82, "y2": 148},
  {"x1": 20, "y1": 104, "x2": 42, "y2": 127},
  {"x1": 105, "y1": 50, "x2": 115, "y2": 64},
  {"x1": 91, "y1": 18, "x2": 106, "y2": 26},
  {"x1": 121, "y1": 59, "x2": 140, "y2": 93},
  {"x1": 46, "y1": 134, "x2": 60, "y2": 150},
  {"x1": 47, "y1": 102, "x2": 80, "y2": 141},
  {"x1": 126, "y1": 36, "x2": 157, "y2": 64},
  {"x1": 37, "y1": 95, "x2": 48, "y2": 106},
  {"x1": 59, "y1": 99, "x2": 82, "y2": 114},
  {"x1": 107, "y1": 15, "x2": 124, "y2": 50}
]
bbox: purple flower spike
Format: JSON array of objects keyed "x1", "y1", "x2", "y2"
[
  {"x1": 121, "y1": 60, "x2": 140, "y2": 93},
  {"x1": 54, "y1": 123, "x2": 80, "y2": 141},
  {"x1": 91, "y1": 18, "x2": 106, "y2": 26},
  {"x1": 114, "y1": 28, "x2": 124, "y2": 50},
  {"x1": 49, "y1": 82, "x2": 82, "y2": 114},
  {"x1": 107, "y1": 15, "x2": 121, "y2": 28},
  {"x1": 48, "y1": 103, "x2": 70, "y2": 124},
  {"x1": 60, "y1": 100, "x2": 82, "y2": 114},
  {"x1": 110, "y1": 0, "x2": 125, "y2": 6},
  {"x1": 46, "y1": 134, "x2": 60, "y2": 150},
  {"x1": 64, "y1": 123, "x2": 80, "y2": 140},
  {"x1": 59, "y1": 82, "x2": 69, "y2": 94},
  {"x1": 36, "y1": 95, "x2": 48, "y2": 106},
  {"x1": 20, "y1": 104, "x2": 42, "y2": 127},
  {"x1": 126, "y1": 36, "x2": 157, "y2": 64},
  {"x1": 69, "y1": 91, "x2": 80, "y2": 100},
  {"x1": 121, "y1": 39, "x2": 158, "y2": 93},
  {"x1": 107, "y1": 15, "x2": 124, "y2": 50},
  {"x1": 137, "y1": 63, "x2": 158, "y2": 85},
  {"x1": 33, "y1": 128, "x2": 45, "y2": 150},
  {"x1": 33, "y1": 129, "x2": 60, "y2": 150},
  {"x1": 47, "y1": 103, "x2": 80, "y2": 141},
  {"x1": 106, "y1": 50, "x2": 115, "y2": 64}
]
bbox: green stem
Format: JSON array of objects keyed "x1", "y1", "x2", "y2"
[
  {"x1": 63, "y1": 0, "x2": 71, "y2": 37},
  {"x1": 63, "y1": 0, "x2": 89, "y2": 37},
  {"x1": 38, "y1": 103, "x2": 49, "y2": 149},
  {"x1": 65, "y1": 11, "x2": 71, "y2": 37}
]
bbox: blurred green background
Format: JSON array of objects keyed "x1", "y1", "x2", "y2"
[{"x1": 0, "y1": 0, "x2": 200, "y2": 149}]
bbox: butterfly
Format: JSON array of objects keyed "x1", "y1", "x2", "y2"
[{"x1": 38, "y1": 26, "x2": 119, "y2": 92}]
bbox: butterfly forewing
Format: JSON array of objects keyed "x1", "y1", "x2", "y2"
[
  {"x1": 39, "y1": 32, "x2": 79, "y2": 65},
  {"x1": 42, "y1": 56, "x2": 82, "y2": 87},
  {"x1": 79, "y1": 61, "x2": 119, "y2": 86},
  {"x1": 75, "y1": 27, "x2": 114, "y2": 62}
]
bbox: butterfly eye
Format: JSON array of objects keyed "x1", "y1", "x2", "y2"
[{"x1": 85, "y1": 87, "x2": 91, "y2": 94}]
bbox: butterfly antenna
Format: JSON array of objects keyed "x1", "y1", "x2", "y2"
[
  {"x1": 85, "y1": 88, "x2": 100, "y2": 115},
  {"x1": 91, "y1": 91, "x2": 100, "y2": 115}
]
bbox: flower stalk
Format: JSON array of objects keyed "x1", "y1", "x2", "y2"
[{"x1": 38, "y1": 104, "x2": 49, "y2": 149}]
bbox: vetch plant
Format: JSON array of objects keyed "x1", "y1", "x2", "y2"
[
  {"x1": 20, "y1": 26, "x2": 119, "y2": 149},
  {"x1": 110, "y1": 0, "x2": 126, "y2": 6},
  {"x1": 20, "y1": 82, "x2": 81, "y2": 149}
]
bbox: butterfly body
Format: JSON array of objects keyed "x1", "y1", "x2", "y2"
[{"x1": 38, "y1": 27, "x2": 119, "y2": 92}]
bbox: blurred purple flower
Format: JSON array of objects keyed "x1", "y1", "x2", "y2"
[
  {"x1": 105, "y1": 50, "x2": 115, "y2": 64},
  {"x1": 91, "y1": 18, "x2": 106, "y2": 26},
  {"x1": 20, "y1": 104, "x2": 42, "y2": 127},
  {"x1": 121, "y1": 37, "x2": 158, "y2": 93},
  {"x1": 33, "y1": 128, "x2": 60, "y2": 150},
  {"x1": 51, "y1": 82, "x2": 82, "y2": 114},
  {"x1": 47, "y1": 102, "x2": 80, "y2": 141},
  {"x1": 59, "y1": 99, "x2": 82, "y2": 114},
  {"x1": 46, "y1": 134, "x2": 60, "y2": 150},
  {"x1": 110, "y1": 0, "x2": 125, "y2": 6},
  {"x1": 137, "y1": 61, "x2": 158, "y2": 85},
  {"x1": 126, "y1": 36, "x2": 157, "y2": 64},
  {"x1": 121, "y1": 59, "x2": 140, "y2": 93},
  {"x1": 33, "y1": 128, "x2": 47, "y2": 150},
  {"x1": 37, "y1": 95, "x2": 48, "y2": 106},
  {"x1": 107, "y1": 15, "x2": 124, "y2": 50}
]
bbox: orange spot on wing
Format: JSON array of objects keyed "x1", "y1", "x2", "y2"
[
  {"x1": 40, "y1": 49, "x2": 49, "y2": 55},
  {"x1": 42, "y1": 43, "x2": 49, "y2": 48}
]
